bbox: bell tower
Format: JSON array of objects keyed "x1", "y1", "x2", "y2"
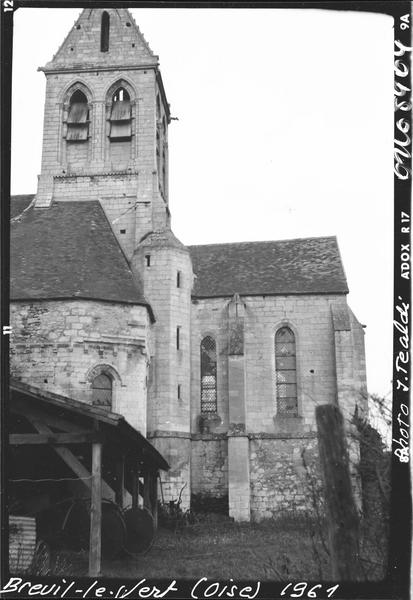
[{"x1": 35, "y1": 8, "x2": 170, "y2": 259}]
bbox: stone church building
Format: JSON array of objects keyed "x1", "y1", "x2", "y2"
[{"x1": 10, "y1": 8, "x2": 367, "y2": 521}]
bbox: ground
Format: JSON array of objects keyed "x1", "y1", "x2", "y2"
[
  {"x1": 105, "y1": 514, "x2": 329, "y2": 580},
  {"x1": 31, "y1": 513, "x2": 386, "y2": 581},
  {"x1": 38, "y1": 514, "x2": 327, "y2": 579}
]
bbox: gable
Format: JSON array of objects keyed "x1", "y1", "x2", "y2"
[
  {"x1": 11, "y1": 199, "x2": 153, "y2": 315},
  {"x1": 42, "y1": 8, "x2": 158, "y2": 72},
  {"x1": 189, "y1": 237, "x2": 349, "y2": 298}
]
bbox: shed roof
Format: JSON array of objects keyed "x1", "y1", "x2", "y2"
[
  {"x1": 11, "y1": 198, "x2": 153, "y2": 318},
  {"x1": 189, "y1": 237, "x2": 348, "y2": 297},
  {"x1": 10, "y1": 379, "x2": 169, "y2": 471}
]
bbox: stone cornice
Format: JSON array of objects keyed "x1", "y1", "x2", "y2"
[
  {"x1": 39, "y1": 63, "x2": 158, "y2": 75},
  {"x1": 54, "y1": 171, "x2": 139, "y2": 180}
]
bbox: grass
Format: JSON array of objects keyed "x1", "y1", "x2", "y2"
[
  {"x1": 103, "y1": 513, "x2": 330, "y2": 580},
  {"x1": 36, "y1": 513, "x2": 386, "y2": 581}
]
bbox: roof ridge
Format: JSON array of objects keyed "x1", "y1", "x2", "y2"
[{"x1": 188, "y1": 235, "x2": 337, "y2": 248}]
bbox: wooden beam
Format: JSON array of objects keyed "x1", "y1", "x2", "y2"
[
  {"x1": 9, "y1": 432, "x2": 104, "y2": 446},
  {"x1": 89, "y1": 442, "x2": 102, "y2": 577},
  {"x1": 11, "y1": 400, "x2": 88, "y2": 433},
  {"x1": 115, "y1": 456, "x2": 125, "y2": 508},
  {"x1": 30, "y1": 421, "x2": 115, "y2": 501}
]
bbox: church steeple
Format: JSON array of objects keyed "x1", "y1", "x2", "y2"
[{"x1": 35, "y1": 8, "x2": 170, "y2": 259}]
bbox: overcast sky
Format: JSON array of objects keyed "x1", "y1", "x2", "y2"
[{"x1": 10, "y1": 7, "x2": 394, "y2": 399}]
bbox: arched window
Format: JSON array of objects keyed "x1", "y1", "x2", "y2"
[
  {"x1": 66, "y1": 90, "x2": 89, "y2": 141},
  {"x1": 92, "y1": 373, "x2": 112, "y2": 409},
  {"x1": 109, "y1": 87, "x2": 131, "y2": 141},
  {"x1": 275, "y1": 327, "x2": 298, "y2": 416},
  {"x1": 101, "y1": 11, "x2": 110, "y2": 52},
  {"x1": 200, "y1": 336, "x2": 217, "y2": 413}
]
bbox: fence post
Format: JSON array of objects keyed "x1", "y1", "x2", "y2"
[{"x1": 316, "y1": 403, "x2": 360, "y2": 580}]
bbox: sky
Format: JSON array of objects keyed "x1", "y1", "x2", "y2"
[{"x1": 10, "y1": 6, "x2": 394, "y2": 399}]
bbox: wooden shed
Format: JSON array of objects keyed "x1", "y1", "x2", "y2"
[{"x1": 8, "y1": 379, "x2": 169, "y2": 575}]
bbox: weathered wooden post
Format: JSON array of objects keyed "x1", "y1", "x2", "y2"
[
  {"x1": 115, "y1": 455, "x2": 125, "y2": 509},
  {"x1": 150, "y1": 471, "x2": 159, "y2": 529},
  {"x1": 89, "y1": 442, "x2": 102, "y2": 577},
  {"x1": 132, "y1": 471, "x2": 139, "y2": 509},
  {"x1": 316, "y1": 404, "x2": 360, "y2": 580}
]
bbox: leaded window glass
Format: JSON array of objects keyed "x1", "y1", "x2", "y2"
[
  {"x1": 275, "y1": 327, "x2": 298, "y2": 416},
  {"x1": 200, "y1": 336, "x2": 217, "y2": 413}
]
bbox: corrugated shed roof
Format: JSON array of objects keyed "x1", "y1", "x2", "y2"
[
  {"x1": 11, "y1": 199, "x2": 153, "y2": 313},
  {"x1": 189, "y1": 237, "x2": 348, "y2": 297}
]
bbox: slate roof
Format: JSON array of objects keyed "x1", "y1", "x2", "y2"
[
  {"x1": 188, "y1": 237, "x2": 348, "y2": 297},
  {"x1": 11, "y1": 198, "x2": 153, "y2": 316},
  {"x1": 10, "y1": 194, "x2": 35, "y2": 219},
  {"x1": 138, "y1": 229, "x2": 188, "y2": 251}
]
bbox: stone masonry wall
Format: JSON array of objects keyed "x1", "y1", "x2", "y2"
[
  {"x1": 190, "y1": 298, "x2": 230, "y2": 435},
  {"x1": 191, "y1": 437, "x2": 228, "y2": 498},
  {"x1": 190, "y1": 294, "x2": 366, "y2": 517},
  {"x1": 10, "y1": 299, "x2": 150, "y2": 433},
  {"x1": 191, "y1": 294, "x2": 353, "y2": 437},
  {"x1": 249, "y1": 436, "x2": 321, "y2": 521},
  {"x1": 150, "y1": 435, "x2": 191, "y2": 509}
]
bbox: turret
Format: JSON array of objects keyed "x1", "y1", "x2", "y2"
[{"x1": 133, "y1": 230, "x2": 193, "y2": 508}]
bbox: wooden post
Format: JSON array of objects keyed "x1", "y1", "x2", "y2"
[
  {"x1": 115, "y1": 456, "x2": 125, "y2": 509},
  {"x1": 89, "y1": 442, "x2": 102, "y2": 577},
  {"x1": 132, "y1": 471, "x2": 139, "y2": 509},
  {"x1": 316, "y1": 404, "x2": 360, "y2": 580},
  {"x1": 150, "y1": 471, "x2": 158, "y2": 529},
  {"x1": 143, "y1": 471, "x2": 151, "y2": 511}
]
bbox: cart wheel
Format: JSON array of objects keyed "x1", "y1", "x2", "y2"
[
  {"x1": 123, "y1": 507, "x2": 155, "y2": 556},
  {"x1": 31, "y1": 540, "x2": 52, "y2": 575}
]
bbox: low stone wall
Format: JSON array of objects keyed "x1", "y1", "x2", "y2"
[
  {"x1": 249, "y1": 435, "x2": 321, "y2": 521},
  {"x1": 191, "y1": 436, "x2": 228, "y2": 499}
]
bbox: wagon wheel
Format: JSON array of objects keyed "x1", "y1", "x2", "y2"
[
  {"x1": 101, "y1": 501, "x2": 127, "y2": 560},
  {"x1": 123, "y1": 506, "x2": 155, "y2": 556},
  {"x1": 31, "y1": 540, "x2": 52, "y2": 575}
]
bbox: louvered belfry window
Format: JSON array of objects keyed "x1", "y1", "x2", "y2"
[
  {"x1": 201, "y1": 336, "x2": 217, "y2": 413},
  {"x1": 110, "y1": 88, "x2": 132, "y2": 141},
  {"x1": 92, "y1": 373, "x2": 112, "y2": 409},
  {"x1": 66, "y1": 90, "x2": 89, "y2": 141},
  {"x1": 275, "y1": 327, "x2": 298, "y2": 416}
]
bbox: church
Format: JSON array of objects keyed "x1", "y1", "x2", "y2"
[{"x1": 10, "y1": 8, "x2": 368, "y2": 522}]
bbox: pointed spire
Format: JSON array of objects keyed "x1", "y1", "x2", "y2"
[{"x1": 41, "y1": 8, "x2": 158, "y2": 72}]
